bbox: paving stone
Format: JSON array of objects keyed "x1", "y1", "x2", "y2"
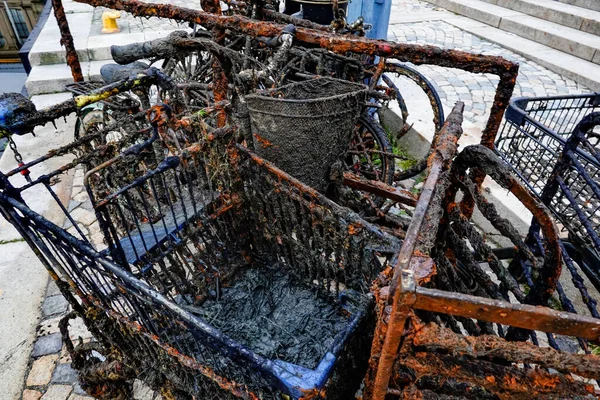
[
  {"x1": 133, "y1": 379, "x2": 155, "y2": 400},
  {"x1": 384, "y1": 18, "x2": 591, "y2": 132},
  {"x1": 42, "y1": 295, "x2": 69, "y2": 317},
  {"x1": 32, "y1": 333, "x2": 63, "y2": 357},
  {"x1": 26, "y1": 354, "x2": 59, "y2": 386},
  {"x1": 58, "y1": 348, "x2": 72, "y2": 365},
  {"x1": 73, "y1": 383, "x2": 87, "y2": 396},
  {"x1": 46, "y1": 280, "x2": 61, "y2": 297},
  {"x1": 67, "y1": 200, "x2": 82, "y2": 213},
  {"x1": 41, "y1": 385, "x2": 73, "y2": 400},
  {"x1": 68, "y1": 395, "x2": 95, "y2": 400},
  {"x1": 23, "y1": 389, "x2": 43, "y2": 400},
  {"x1": 70, "y1": 207, "x2": 97, "y2": 226},
  {"x1": 38, "y1": 316, "x2": 62, "y2": 336},
  {"x1": 66, "y1": 317, "x2": 93, "y2": 342},
  {"x1": 51, "y1": 363, "x2": 79, "y2": 385}
]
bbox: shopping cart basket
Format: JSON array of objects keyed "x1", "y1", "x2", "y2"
[
  {"x1": 496, "y1": 93, "x2": 600, "y2": 290},
  {"x1": 0, "y1": 114, "x2": 401, "y2": 398}
]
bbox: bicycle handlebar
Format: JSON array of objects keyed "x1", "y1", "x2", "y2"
[{"x1": 111, "y1": 31, "x2": 189, "y2": 64}]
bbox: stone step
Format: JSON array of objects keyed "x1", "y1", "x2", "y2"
[
  {"x1": 555, "y1": 0, "x2": 600, "y2": 12},
  {"x1": 481, "y1": 0, "x2": 600, "y2": 35},
  {"x1": 27, "y1": 0, "x2": 188, "y2": 67},
  {"x1": 446, "y1": 16, "x2": 600, "y2": 91},
  {"x1": 25, "y1": 60, "x2": 108, "y2": 96},
  {"x1": 425, "y1": 0, "x2": 600, "y2": 64}
]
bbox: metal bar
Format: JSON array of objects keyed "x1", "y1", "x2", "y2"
[
  {"x1": 342, "y1": 171, "x2": 417, "y2": 206},
  {"x1": 51, "y1": 0, "x2": 83, "y2": 82},
  {"x1": 369, "y1": 102, "x2": 464, "y2": 400},
  {"x1": 412, "y1": 317, "x2": 600, "y2": 379},
  {"x1": 413, "y1": 286, "x2": 600, "y2": 342}
]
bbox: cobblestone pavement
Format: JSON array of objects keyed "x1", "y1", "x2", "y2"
[{"x1": 386, "y1": 0, "x2": 589, "y2": 131}]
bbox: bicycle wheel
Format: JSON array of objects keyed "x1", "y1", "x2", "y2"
[
  {"x1": 382, "y1": 62, "x2": 445, "y2": 132},
  {"x1": 345, "y1": 114, "x2": 395, "y2": 184},
  {"x1": 162, "y1": 50, "x2": 214, "y2": 109}
]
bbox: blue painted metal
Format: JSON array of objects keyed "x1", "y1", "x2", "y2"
[{"x1": 346, "y1": 0, "x2": 392, "y2": 39}]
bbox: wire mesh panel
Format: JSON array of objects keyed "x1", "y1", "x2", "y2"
[{"x1": 496, "y1": 94, "x2": 600, "y2": 244}]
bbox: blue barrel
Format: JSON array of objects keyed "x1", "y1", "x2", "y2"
[{"x1": 346, "y1": 0, "x2": 392, "y2": 40}]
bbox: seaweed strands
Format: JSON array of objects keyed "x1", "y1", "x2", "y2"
[{"x1": 183, "y1": 263, "x2": 365, "y2": 369}]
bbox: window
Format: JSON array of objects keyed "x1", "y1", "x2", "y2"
[
  {"x1": 0, "y1": 30, "x2": 5, "y2": 48},
  {"x1": 9, "y1": 8, "x2": 29, "y2": 42}
]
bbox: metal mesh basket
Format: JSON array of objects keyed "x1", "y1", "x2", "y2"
[
  {"x1": 0, "y1": 125, "x2": 400, "y2": 399},
  {"x1": 246, "y1": 77, "x2": 368, "y2": 192},
  {"x1": 496, "y1": 94, "x2": 600, "y2": 244}
]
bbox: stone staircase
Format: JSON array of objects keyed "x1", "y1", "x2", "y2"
[
  {"x1": 423, "y1": 0, "x2": 600, "y2": 90},
  {"x1": 24, "y1": 0, "x2": 196, "y2": 95}
]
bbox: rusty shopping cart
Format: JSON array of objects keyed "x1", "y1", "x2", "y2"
[
  {"x1": 0, "y1": 91, "x2": 402, "y2": 398},
  {"x1": 362, "y1": 103, "x2": 600, "y2": 400}
]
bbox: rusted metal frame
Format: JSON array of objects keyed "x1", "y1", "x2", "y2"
[
  {"x1": 72, "y1": 0, "x2": 518, "y2": 144},
  {"x1": 365, "y1": 271, "x2": 417, "y2": 400},
  {"x1": 368, "y1": 103, "x2": 464, "y2": 400},
  {"x1": 448, "y1": 176, "x2": 538, "y2": 285},
  {"x1": 210, "y1": 19, "x2": 230, "y2": 127},
  {"x1": 261, "y1": 8, "x2": 332, "y2": 31},
  {"x1": 398, "y1": 348, "x2": 596, "y2": 398},
  {"x1": 412, "y1": 284, "x2": 600, "y2": 342},
  {"x1": 452, "y1": 146, "x2": 561, "y2": 307},
  {"x1": 236, "y1": 145, "x2": 403, "y2": 257},
  {"x1": 4, "y1": 130, "x2": 105, "y2": 177},
  {"x1": 413, "y1": 322, "x2": 600, "y2": 380},
  {"x1": 342, "y1": 171, "x2": 417, "y2": 207},
  {"x1": 443, "y1": 225, "x2": 508, "y2": 302},
  {"x1": 88, "y1": 127, "x2": 235, "y2": 210},
  {"x1": 3, "y1": 73, "x2": 169, "y2": 138},
  {"x1": 52, "y1": 0, "x2": 84, "y2": 82}
]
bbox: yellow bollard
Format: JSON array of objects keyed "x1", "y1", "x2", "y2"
[{"x1": 101, "y1": 10, "x2": 121, "y2": 33}]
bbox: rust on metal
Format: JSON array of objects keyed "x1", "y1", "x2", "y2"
[
  {"x1": 413, "y1": 322, "x2": 600, "y2": 379},
  {"x1": 52, "y1": 0, "x2": 84, "y2": 82},
  {"x1": 451, "y1": 145, "x2": 562, "y2": 306},
  {"x1": 72, "y1": 0, "x2": 518, "y2": 146},
  {"x1": 342, "y1": 171, "x2": 417, "y2": 207},
  {"x1": 367, "y1": 103, "x2": 465, "y2": 400},
  {"x1": 413, "y1": 285, "x2": 600, "y2": 341}
]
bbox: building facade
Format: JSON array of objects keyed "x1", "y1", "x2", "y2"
[{"x1": 0, "y1": 0, "x2": 44, "y2": 61}]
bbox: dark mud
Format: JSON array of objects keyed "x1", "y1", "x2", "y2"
[{"x1": 199, "y1": 263, "x2": 358, "y2": 369}]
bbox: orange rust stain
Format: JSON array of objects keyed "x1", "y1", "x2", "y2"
[
  {"x1": 253, "y1": 133, "x2": 275, "y2": 148},
  {"x1": 348, "y1": 223, "x2": 362, "y2": 235}
]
